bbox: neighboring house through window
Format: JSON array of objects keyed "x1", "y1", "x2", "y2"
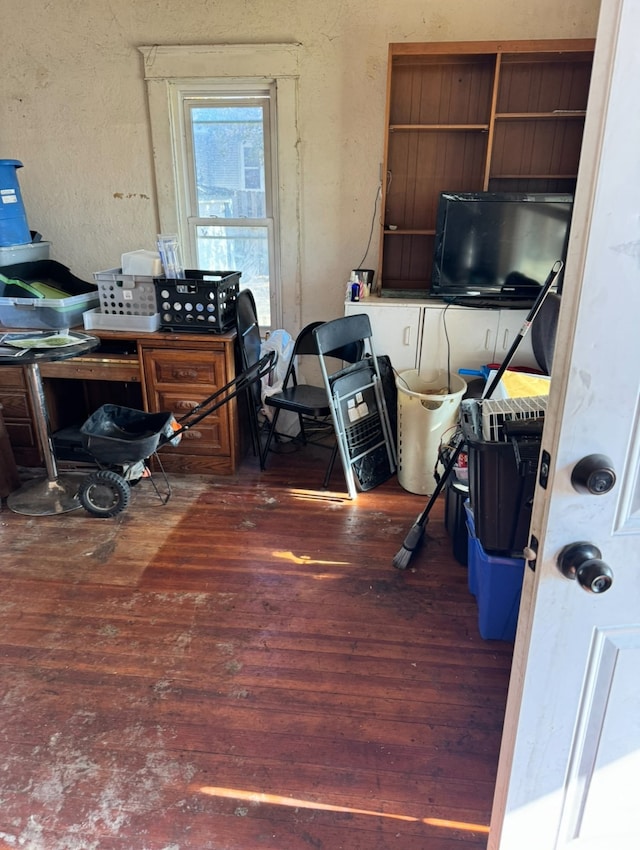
[{"x1": 140, "y1": 44, "x2": 301, "y2": 332}]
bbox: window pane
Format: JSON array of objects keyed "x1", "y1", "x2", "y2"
[
  {"x1": 191, "y1": 106, "x2": 266, "y2": 219},
  {"x1": 195, "y1": 225, "x2": 271, "y2": 328}
]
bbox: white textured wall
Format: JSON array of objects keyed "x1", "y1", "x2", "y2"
[{"x1": 2, "y1": 0, "x2": 599, "y2": 329}]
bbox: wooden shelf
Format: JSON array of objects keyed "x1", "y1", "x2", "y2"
[
  {"x1": 390, "y1": 124, "x2": 489, "y2": 131},
  {"x1": 379, "y1": 39, "x2": 595, "y2": 295},
  {"x1": 383, "y1": 229, "x2": 435, "y2": 236},
  {"x1": 494, "y1": 111, "x2": 587, "y2": 120}
]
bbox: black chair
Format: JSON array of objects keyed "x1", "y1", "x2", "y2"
[
  {"x1": 235, "y1": 289, "x2": 268, "y2": 468},
  {"x1": 262, "y1": 320, "x2": 363, "y2": 488},
  {"x1": 531, "y1": 291, "x2": 561, "y2": 375}
]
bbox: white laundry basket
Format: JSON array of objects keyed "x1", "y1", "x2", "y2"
[{"x1": 396, "y1": 369, "x2": 466, "y2": 495}]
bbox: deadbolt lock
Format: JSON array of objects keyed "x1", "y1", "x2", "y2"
[{"x1": 571, "y1": 454, "x2": 616, "y2": 495}]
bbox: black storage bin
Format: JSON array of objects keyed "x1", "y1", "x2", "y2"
[
  {"x1": 0, "y1": 259, "x2": 96, "y2": 297},
  {"x1": 460, "y1": 398, "x2": 544, "y2": 557},
  {"x1": 154, "y1": 270, "x2": 241, "y2": 333},
  {"x1": 0, "y1": 260, "x2": 98, "y2": 330},
  {"x1": 444, "y1": 479, "x2": 470, "y2": 566},
  {"x1": 52, "y1": 426, "x2": 96, "y2": 464}
]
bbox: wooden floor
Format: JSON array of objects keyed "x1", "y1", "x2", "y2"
[{"x1": 0, "y1": 444, "x2": 513, "y2": 850}]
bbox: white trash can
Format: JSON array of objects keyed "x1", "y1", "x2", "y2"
[{"x1": 396, "y1": 369, "x2": 466, "y2": 495}]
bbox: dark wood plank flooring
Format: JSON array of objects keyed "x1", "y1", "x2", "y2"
[{"x1": 0, "y1": 445, "x2": 513, "y2": 850}]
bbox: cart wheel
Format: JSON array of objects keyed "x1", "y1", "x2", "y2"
[{"x1": 79, "y1": 470, "x2": 131, "y2": 518}]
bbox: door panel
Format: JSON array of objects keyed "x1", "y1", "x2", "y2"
[{"x1": 491, "y1": 2, "x2": 640, "y2": 848}]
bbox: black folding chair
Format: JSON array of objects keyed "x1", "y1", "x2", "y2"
[
  {"x1": 235, "y1": 289, "x2": 268, "y2": 468},
  {"x1": 262, "y1": 320, "x2": 363, "y2": 488},
  {"x1": 314, "y1": 315, "x2": 397, "y2": 499}
]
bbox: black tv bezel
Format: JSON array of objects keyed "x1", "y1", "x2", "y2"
[{"x1": 430, "y1": 191, "x2": 574, "y2": 301}]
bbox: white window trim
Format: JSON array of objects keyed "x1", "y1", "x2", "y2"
[{"x1": 139, "y1": 43, "x2": 301, "y2": 331}]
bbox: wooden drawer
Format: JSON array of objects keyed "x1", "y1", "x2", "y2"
[
  {"x1": 144, "y1": 349, "x2": 227, "y2": 388},
  {"x1": 154, "y1": 388, "x2": 230, "y2": 456},
  {"x1": 0, "y1": 366, "x2": 27, "y2": 389},
  {"x1": 39, "y1": 354, "x2": 141, "y2": 383},
  {"x1": 0, "y1": 390, "x2": 31, "y2": 420},
  {"x1": 5, "y1": 420, "x2": 37, "y2": 450}
]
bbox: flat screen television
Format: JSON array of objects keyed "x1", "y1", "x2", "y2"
[{"x1": 430, "y1": 192, "x2": 573, "y2": 304}]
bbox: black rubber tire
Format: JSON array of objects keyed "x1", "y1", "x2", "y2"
[{"x1": 78, "y1": 470, "x2": 131, "y2": 518}]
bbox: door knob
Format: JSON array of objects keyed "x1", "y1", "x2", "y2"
[{"x1": 557, "y1": 542, "x2": 613, "y2": 593}]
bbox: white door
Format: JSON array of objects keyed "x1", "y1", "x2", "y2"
[{"x1": 490, "y1": 2, "x2": 640, "y2": 848}]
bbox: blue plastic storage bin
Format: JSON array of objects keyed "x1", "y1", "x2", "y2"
[
  {"x1": 464, "y1": 500, "x2": 478, "y2": 597},
  {"x1": 0, "y1": 160, "x2": 31, "y2": 247},
  {"x1": 467, "y1": 505, "x2": 525, "y2": 641}
]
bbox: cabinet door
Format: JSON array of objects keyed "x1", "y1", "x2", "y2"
[
  {"x1": 344, "y1": 301, "x2": 421, "y2": 371},
  {"x1": 419, "y1": 305, "x2": 499, "y2": 376},
  {"x1": 0, "y1": 366, "x2": 40, "y2": 466},
  {"x1": 493, "y1": 309, "x2": 539, "y2": 370}
]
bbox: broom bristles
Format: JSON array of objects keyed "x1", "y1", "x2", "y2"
[{"x1": 392, "y1": 518, "x2": 427, "y2": 570}]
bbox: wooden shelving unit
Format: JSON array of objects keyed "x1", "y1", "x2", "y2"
[{"x1": 378, "y1": 39, "x2": 595, "y2": 296}]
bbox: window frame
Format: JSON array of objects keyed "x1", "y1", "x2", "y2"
[
  {"x1": 139, "y1": 44, "x2": 301, "y2": 332},
  {"x1": 178, "y1": 86, "x2": 276, "y2": 328}
]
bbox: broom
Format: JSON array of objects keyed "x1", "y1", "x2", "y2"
[{"x1": 393, "y1": 260, "x2": 563, "y2": 570}]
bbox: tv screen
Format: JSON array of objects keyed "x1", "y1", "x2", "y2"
[{"x1": 431, "y1": 192, "x2": 573, "y2": 303}]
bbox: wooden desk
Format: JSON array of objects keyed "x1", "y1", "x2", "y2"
[{"x1": 0, "y1": 328, "x2": 245, "y2": 475}]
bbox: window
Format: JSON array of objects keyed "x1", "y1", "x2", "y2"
[
  {"x1": 182, "y1": 91, "x2": 274, "y2": 327},
  {"x1": 140, "y1": 44, "x2": 301, "y2": 333}
]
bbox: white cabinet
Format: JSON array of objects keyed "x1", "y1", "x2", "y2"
[
  {"x1": 344, "y1": 300, "x2": 422, "y2": 371},
  {"x1": 419, "y1": 303, "x2": 538, "y2": 376},
  {"x1": 345, "y1": 297, "x2": 538, "y2": 378},
  {"x1": 492, "y1": 310, "x2": 538, "y2": 371}
]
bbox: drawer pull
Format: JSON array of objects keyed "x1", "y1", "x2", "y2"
[{"x1": 173, "y1": 368, "x2": 200, "y2": 381}]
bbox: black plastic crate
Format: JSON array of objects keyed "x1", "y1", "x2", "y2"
[
  {"x1": 154, "y1": 270, "x2": 241, "y2": 333},
  {"x1": 52, "y1": 425, "x2": 95, "y2": 464},
  {"x1": 445, "y1": 479, "x2": 470, "y2": 566},
  {"x1": 461, "y1": 398, "x2": 543, "y2": 557}
]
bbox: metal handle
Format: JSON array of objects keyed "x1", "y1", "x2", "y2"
[{"x1": 557, "y1": 542, "x2": 614, "y2": 594}]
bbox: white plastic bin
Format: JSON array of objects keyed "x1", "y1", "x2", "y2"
[
  {"x1": 396, "y1": 369, "x2": 466, "y2": 495},
  {"x1": 0, "y1": 240, "x2": 50, "y2": 267}
]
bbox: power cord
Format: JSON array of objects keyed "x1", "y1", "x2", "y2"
[
  {"x1": 355, "y1": 183, "x2": 382, "y2": 270},
  {"x1": 442, "y1": 301, "x2": 456, "y2": 393}
]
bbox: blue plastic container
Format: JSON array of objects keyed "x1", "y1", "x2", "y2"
[
  {"x1": 465, "y1": 500, "x2": 478, "y2": 597},
  {"x1": 467, "y1": 505, "x2": 525, "y2": 641},
  {"x1": 0, "y1": 160, "x2": 31, "y2": 247}
]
